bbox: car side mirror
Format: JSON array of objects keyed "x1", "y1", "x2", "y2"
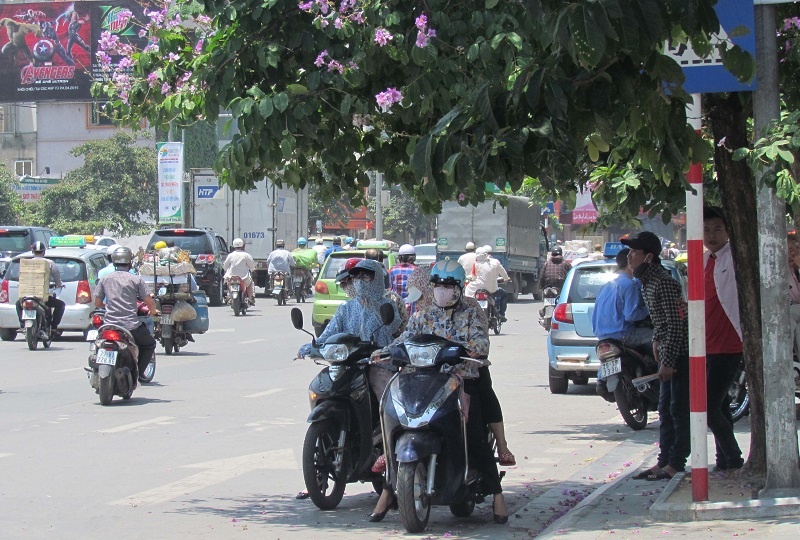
[
  {"x1": 291, "y1": 307, "x2": 304, "y2": 330},
  {"x1": 380, "y1": 302, "x2": 395, "y2": 325}
]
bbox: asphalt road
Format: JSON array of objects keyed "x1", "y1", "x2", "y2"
[{"x1": 0, "y1": 295, "x2": 660, "y2": 539}]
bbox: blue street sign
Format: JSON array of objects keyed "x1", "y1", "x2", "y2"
[
  {"x1": 196, "y1": 185, "x2": 219, "y2": 199},
  {"x1": 666, "y1": 0, "x2": 756, "y2": 94},
  {"x1": 543, "y1": 201, "x2": 555, "y2": 215}
]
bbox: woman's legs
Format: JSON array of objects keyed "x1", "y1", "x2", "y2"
[{"x1": 477, "y1": 367, "x2": 514, "y2": 462}]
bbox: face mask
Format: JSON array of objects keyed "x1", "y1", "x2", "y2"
[
  {"x1": 343, "y1": 281, "x2": 356, "y2": 299},
  {"x1": 353, "y1": 280, "x2": 370, "y2": 297},
  {"x1": 433, "y1": 286, "x2": 459, "y2": 308}
]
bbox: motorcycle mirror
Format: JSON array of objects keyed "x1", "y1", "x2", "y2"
[
  {"x1": 290, "y1": 308, "x2": 304, "y2": 329},
  {"x1": 379, "y1": 303, "x2": 395, "y2": 325}
]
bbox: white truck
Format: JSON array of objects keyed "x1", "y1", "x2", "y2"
[{"x1": 189, "y1": 168, "x2": 309, "y2": 291}]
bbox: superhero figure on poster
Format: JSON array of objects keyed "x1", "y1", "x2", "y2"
[
  {"x1": 56, "y1": 4, "x2": 90, "y2": 63},
  {"x1": 0, "y1": 17, "x2": 41, "y2": 66},
  {"x1": 17, "y1": 9, "x2": 74, "y2": 66}
]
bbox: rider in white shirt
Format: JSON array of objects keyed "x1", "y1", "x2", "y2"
[
  {"x1": 465, "y1": 246, "x2": 511, "y2": 321},
  {"x1": 223, "y1": 238, "x2": 257, "y2": 304}
]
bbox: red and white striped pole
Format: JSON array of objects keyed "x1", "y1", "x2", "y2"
[{"x1": 685, "y1": 95, "x2": 708, "y2": 502}]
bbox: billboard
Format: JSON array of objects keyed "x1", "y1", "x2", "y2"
[
  {"x1": 0, "y1": 1, "x2": 147, "y2": 103},
  {"x1": 157, "y1": 142, "x2": 184, "y2": 225},
  {"x1": 13, "y1": 175, "x2": 60, "y2": 203}
]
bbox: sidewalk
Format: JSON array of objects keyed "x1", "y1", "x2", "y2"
[{"x1": 502, "y1": 422, "x2": 800, "y2": 539}]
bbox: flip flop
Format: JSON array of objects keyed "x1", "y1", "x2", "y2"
[
  {"x1": 632, "y1": 468, "x2": 659, "y2": 480},
  {"x1": 645, "y1": 470, "x2": 675, "y2": 481}
]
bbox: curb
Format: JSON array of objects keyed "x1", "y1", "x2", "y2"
[{"x1": 650, "y1": 472, "x2": 800, "y2": 521}]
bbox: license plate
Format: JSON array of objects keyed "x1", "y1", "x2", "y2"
[
  {"x1": 96, "y1": 349, "x2": 118, "y2": 366},
  {"x1": 478, "y1": 300, "x2": 488, "y2": 309},
  {"x1": 86, "y1": 330, "x2": 98, "y2": 341},
  {"x1": 161, "y1": 314, "x2": 173, "y2": 325},
  {"x1": 293, "y1": 277, "x2": 303, "y2": 285},
  {"x1": 231, "y1": 284, "x2": 240, "y2": 291},
  {"x1": 545, "y1": 298, "x2": 557, "y2": 305},
  {"x1": 22, "y1": 309, "x2": 36, "y2": 320},
  {"x1": 272, "y1": 288, "x2": 282, "y2": 295},
  {"x1": 600, "y1": 358, "x2": 622, "y2": 378}
]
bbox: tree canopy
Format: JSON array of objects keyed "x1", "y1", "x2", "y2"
[
  {"x1": 97, "y1": 0, "x2": 751, "y2": 217},
  {"x1": 0, "y1": 169, "x2": 24, "y2": 225}
]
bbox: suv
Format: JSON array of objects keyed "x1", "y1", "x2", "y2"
[
  {"x1": 311, "y1": 242, "x2": 397, "y2": 336},
  {"x1": 0, "y1": 226, "x2": 58, "y2": 258},
  {"x1": 146, "y1": 228, "x2": 229, "y2": 306}
]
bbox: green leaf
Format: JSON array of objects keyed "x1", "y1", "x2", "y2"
[
  {"x1": 587, "y1": 140, "x2": 599, "y2": 162},
  {"x1": 287, "y1": 84, "x2": 308, "y2": 95},
  {"x1": 467, "y1": 43, "x2": 480, "y2": 62},
  {"x1": 411, "y1": 135, "x2": 434, "y2": 182},
  {"x1": 259, "y1": 97, "x2": 274, "y2": 119},
  {"x1": 732, "y1": 147, "x2": 749, "y2": 161},
  {"x1": 485, "y1": 0, "x2": 499, "y2": 8},
  {"x1": 431, "y1": 106, "x2": 462, "y2": 135},
  {"x1": 442, "y1": 152, "x2": 461, "y2": 181},
  {"x1": 340, "y1": 94, "x2": 353, "y2": 117},
  {"x1": 273, "y1": 93, "x2": 289, "y2": 113}
]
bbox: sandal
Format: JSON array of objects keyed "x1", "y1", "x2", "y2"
[
  {"x1": 645, "y1": 470, "x2": 675, "y2": 481},
  {"x1": 371, "y1": 454, "x2": 387, "y2": 473},
  {"x1": 498, "y1": 451, "x2": 516, "y2": 467},
  {"x1": 632, "y1": 467, "x2": 660, "y2": 480}
]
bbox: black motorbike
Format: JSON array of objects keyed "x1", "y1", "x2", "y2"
[
  {"x1": 85, "y1": 310, "x2": 143, "y2": 405},
  {"x1": 292, "y1": 268, "x2": 308, "y2": 303},
  {"x1": 381, "y1": 334, "x2": 499, "y2": 533},
  {"x1": 272, "y1": 272, "x2": 288, "y2": 306},
  {"x1": 538, "y1": 286, "x2": 560, "y2": 331},
  {"x1": 291, "y1": 306, "x2": 393, "y2": 510},
  {"x1": 727, "y1": 355, "x2": 800, "y2": 423},
  {"x1": 18, "y1": 294, "x2": 54, "y2": 350},
  {"x1": 596, "y1": 338, "x2": 659, "y2": 430},
  {"x1": 474, "y1": 289, "x2": 502, "y2": 334}
]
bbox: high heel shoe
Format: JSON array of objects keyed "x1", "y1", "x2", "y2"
[
  {"x1": 367, "y1": 495, "x2": 397, "y2": 522},
  {"x1": 493, "y1": 497, "x2": 509, "y2": 524}
]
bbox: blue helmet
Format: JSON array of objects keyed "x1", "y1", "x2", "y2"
[
  {"x1": 430, "y1": 259, "x2": 466, "y2": 287},
  {"x1": 345, "y1": 236, "x2": 354, "y2": 244},
  {"x1": 297, "y1": 237, "x2": 307, "y2": 246}
]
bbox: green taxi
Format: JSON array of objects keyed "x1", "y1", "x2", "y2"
[{"x1": 311, "y1": 240, "x2": 397, "y2": 336}]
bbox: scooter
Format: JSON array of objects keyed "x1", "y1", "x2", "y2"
[
  {"x1": 538, "y1": 286, "x2": 560, "y2": 331},
  {"x1": 381, "y1": 333, "x2": 499, "y2": 533},
  {"x1": 292, "y1": 268, "x2": 307, "y2": 303},
  {"x1": 291, "y1": 305, "x2": 393, "y2": 510},
  {"x1": 272, "y1": 272, "x2": 288, "y2": 306},
  {"x1": 229, "y1": 276, "x2": 250, "y2": 316},
  {"x1": 18, "y1": 285, "x2": 62, "y2": 351},
  {"x1": 728, "y1": 355, "x2": 800, "y2": 423},
  {"x1": 596, "y1": 338, "x2": 659, "y2": 430},
  {"x1": 474, "y1": 289, "x2": 502, "y2": 335}
]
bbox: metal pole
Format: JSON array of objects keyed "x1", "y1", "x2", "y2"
[
  {"x1": 375, "y1": 171, "x2": 384, "y2": 240},
  {"x1": 685, "y1": 95, "x2": 708, "y2": 502},
  {"x1": 754, "y1": 4, "x2": 800, "y2": 496}
]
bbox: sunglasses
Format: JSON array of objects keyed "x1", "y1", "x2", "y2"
[{"x1": 350, "y1": 271, "x2": 375, "y2": 282}]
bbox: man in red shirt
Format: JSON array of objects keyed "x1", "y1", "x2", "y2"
[{"x1": 703, "y1": 207, "x2": 744, "y2": 471}]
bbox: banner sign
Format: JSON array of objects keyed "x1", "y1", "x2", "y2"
[
  {"x1": 12, "y1": 175, "x2": 59, "y2": 203},
  {"x1": 0, "y1": 1, "x2": 147, "y2": 102},
  {"x1": 157, "y1": 142, "x2": 184, "y2": 225}
]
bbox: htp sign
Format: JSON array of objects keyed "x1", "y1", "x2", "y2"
[{"x1": 665, "y1": 0, "x2": 756, "y2": 94}]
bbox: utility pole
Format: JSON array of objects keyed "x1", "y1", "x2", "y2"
[
  {"x1": 375, "y1": 171, "x2": 384, "y2": 240},
  {"x1": 753, "y1": 2, "x2": 800, "y2": 496}
]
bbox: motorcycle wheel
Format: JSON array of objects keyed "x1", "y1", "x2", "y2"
[
  {"x1": 0, "y1": 328, "x2": 17, "y2": 341},
  {"x1": 302, "y1": 420, "x2": 348, "y2": 510},
  {"x1": 232, "y1": 296, "x2": 241, "y2": 316},
  {"x1": 613, "y1": 374, "x2": 648, "y2": 431},
  {"x1": 163, "y1": 338, "x2": 174, "y2": 355},
  {"x1": 397, "y1": 460, "x2": 431, "y2": 533},
  {"x1": 43, "y1": 336, "x2": 52, "y2": 349},
  {"x1": 729, "y1": 378, "x2": 749, "y2": 423},
  {"x1": 493, "y1": 319, "x2": 502, "y2": 335},
  {"x1": 449, "y1": 498, "x2": 475, "y2": 517},
  {"x1": 240, "y1": 303, "x2": 247, "y2": 316},
  {"x1": 99, "y1": 375, "x2": 114, "y2": 405},
  {"x1": 25, "y1": 326, "x2": 38, "y2": 351}
]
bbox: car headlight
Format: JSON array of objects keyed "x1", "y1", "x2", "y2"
[
  {"x1": 406, "y1": 343, "x2": 442, "y2": 368},
  {"x1": 320, "y1": 343, "x2": 352, "y2": 362}
]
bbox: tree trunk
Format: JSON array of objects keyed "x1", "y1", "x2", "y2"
[{"x1": 706, "y1": 93, "x2": 766, "y2": 474}]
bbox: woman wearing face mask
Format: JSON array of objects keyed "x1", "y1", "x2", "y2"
[{"x1": 367, "y1": 260, "x2": 510, "y2": 524}]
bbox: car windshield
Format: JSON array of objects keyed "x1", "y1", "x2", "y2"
[
  {"x1": 0, "y1": 230, "x2": 30, "y2": 252},
  {"x1": 567, "y1": 266, "x2": 619, "y2": 303},
  {"x1": 149, "y1": 232, "x2": 213, "y2": 254},
  {"x1": 322, "y1": 255, "x2": 364, "y2": 279},
  {"x1": 5, "y1": 257, "x2": 87, "y2": 282}
]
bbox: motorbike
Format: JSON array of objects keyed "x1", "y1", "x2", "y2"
[
  {"x1": 728, "y1": 355, "x2": 800, "y2": 423},
  {"x1": 154, "y1": 284, "x2": 194, "y2": 355},
  {"x1": 84, "y1": 309, "x2": 155, "y2": 405},
  {"x1": 229, "y1": 276, "x2": 250, "y2": 316},
  {"x1": 596, "y1": 338, "x2": 659, "y2": 430},
  {"x1": 291, "y1": 305, "x2": 393, "y2": 510},
  {"x1": 19, "y1": 285, "x2": 62, "y2": 351},
  {"x1": 474, "y1": 289, "x2": 502, "y2": 335},
  {"x1": 381, "y1": 333, "x2": 500, "y2": 533},
  {"x1": 272, "y1": 272, "x2": 288, "y2": 306},
  {"x1": 538, "y1": 286, "x2": 560, "y2": 331},
  {"x1": 292, "y1": 268, "x2": 307, "y2": 303}
]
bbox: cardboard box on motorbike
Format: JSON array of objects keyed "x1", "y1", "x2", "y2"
[{"x1": 18, "y1": 258, "x2": 51, "y2": 300}]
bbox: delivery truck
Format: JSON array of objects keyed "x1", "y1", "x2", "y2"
[
  {"x1": 189, "y1": 168, "x2": 309, "y2": 291},
  {"x1": 436, "y1": 196, "x2": 548, "y2": 300}
]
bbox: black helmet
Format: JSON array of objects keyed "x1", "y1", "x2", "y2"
[
  {"x1": 551, "y1": 246, "x2": 563, "y2": 256},
  {"x1": 111, "y1": 247, "x2": 133, "y2": 266},
  {"x1": 332, "y1": 237, "x2": 342, "y2": 246},
  {"x1": 31, "y1": 241, "x2": 46, "y2": 253}
]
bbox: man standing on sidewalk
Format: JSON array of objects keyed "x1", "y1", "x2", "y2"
[
  {"x1": 703, "y1": 207, "x2": 744, "y2": 471},
  {"x1": 622, "y1": 231, "x2": 690, "y2": 481}
]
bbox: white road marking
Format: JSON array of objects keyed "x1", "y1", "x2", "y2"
[
  {"x1": 243, "y1": 388, "x2": 284, "y2": 398},
  {"x1": 109, "y1": 449, "x2": 297, "y2": 506},
  {"x1": 240, "y1": 338, "x2": 266, "y2": 344},
  {"x1": 54, "y1": 367, "x2": 85, "y2": 373},
  {"x1": 98, "y1": 416, "x2": 175, "y2": 433},
  {"x1": 0, "y1": 453, "x2": 13, "y2": 459},
  {"x1": 206, "y1": 328, "x2": 235, "y2": 333}
]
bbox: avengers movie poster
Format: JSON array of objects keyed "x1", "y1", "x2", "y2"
[{"x1": 0, "y1": 1, "x2": 147, "y2": 102}]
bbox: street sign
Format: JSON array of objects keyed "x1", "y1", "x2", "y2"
[
  {"x1": 665, "y1": 0, "x2": 756, "y2": 93},
  {"x1": 196, "y1": 185, "x2": 220, "y2": 199}
]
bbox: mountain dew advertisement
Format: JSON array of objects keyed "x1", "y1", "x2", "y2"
[{"x1": 157, "y1": 142, "x2": 184, "y2": 225}]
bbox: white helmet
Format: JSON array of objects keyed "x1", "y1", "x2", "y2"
[
  {"x1": 232, "y1": 238, "x2": 245, "y2": 248},
  {"x1": 483, "y1": 245, "x2": 493, "y2": 253},
  {"x1": 315, "y1": 238, "x2": 323, "y2": 245},
  {"x1": 577, "y1": 247, "x2": 588, "y2": 257},
  {"x1": 107, "y1": 244, "x2": 122, "y2": 256},
  {"x1": 399, "y1": 244, "x2": 416, "y2": 255},
  {"x1": 465, "y1": 242, "x2": 475, "y2": 251},
  {"x1": 476, "y1": 246, "x2": 488, "y2": 255}
]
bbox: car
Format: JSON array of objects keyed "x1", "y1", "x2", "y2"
[
  {"x1": 546, "y1": 246, "x2": 687, "y2": 394},
  {"x1": 146, "y1": 228, "x2": 229, "y2": 306},
  {"x1": 413, "y1": 242, "x2": 437, "y2": 267},
  {"x1": 0, "y1": 226, "x2": 58, "y2": 259},
  {"x1": 0, "y1": 236, "x2": 111, "y2": 341},
  {"x1": 311, "y1": 240, "x2": 398, "y2": 336}
]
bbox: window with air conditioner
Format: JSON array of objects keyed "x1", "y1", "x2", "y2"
[
  {"x1": 14, "y1": 160, "x2": 33, "y2": 177},
  {"x1": 89, "y1": 102, "x2": 114, "y2": 127}
]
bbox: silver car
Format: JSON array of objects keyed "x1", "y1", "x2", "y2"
[{"x1": 0, "y1": 248, "x2": 110, "y2": 341}]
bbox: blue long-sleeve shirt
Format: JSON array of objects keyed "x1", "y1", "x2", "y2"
[{"x1": 591, "y1": 272, "x2": 649, "y2": 341}]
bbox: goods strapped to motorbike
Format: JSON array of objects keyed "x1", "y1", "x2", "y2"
[
  {"x1": 140, "y1": 249, "x2": 209, "y2": 355},
  {"x1": 18, "y1": 258, "x2": 59, "y2": 350}
]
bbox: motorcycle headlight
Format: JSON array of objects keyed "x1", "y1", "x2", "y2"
[
  {"x1": 320, "y1": 343, "x2": 352, "y2": 362},
  {"x1": 406, "y1": 344, "x2": 442, "y2": 368}
]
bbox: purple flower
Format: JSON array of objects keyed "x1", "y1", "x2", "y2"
[
  {"x1": 197, "y1": 15, "x2": 212, "y2": 25},
  {"x1": 98, "y1": 31, "x2": 120, "y2": 52},
  {"x1": 415, "y1": 14, "x2": 428, "y2": 31},
  {"x1": 415, "y1": 31, "x2": 429, "y2": 48},
  {"x1": 352, "y1": 11, "x2": 364, "y2": 24},
  {"x1": 138, "y1": 29, "x2": 147, "y2": 38},
  {"x1": 314, "y1": 50, "x2": 328, "y2": 67},
  {"x1": 334, "y1": 17, "x2": 343, "y2": 29},
  {"x1": 195, "y1": 39, "x2": 204, "y2": 53},
  {"x1": 143, "y1": 43, "x2": 159, "y2": 54},
  {"x1": 320, "y1": 18, "x2": 329, "y2": 28},
  {"x1": 116, "y1": 9, "x2": 132, "y2": 28},
  {"x1": 327, "y1": 60, "x2": 344, "y2": 73},
  {"x1": 375, "y1": 87, "x2": 402, "y2": 112},
  {"x1": 118, "y1": 57, "x2": 132, "y2": 69},
  {"x1": 168, "y1": 52, "x2": 180, "y2": 62},
  {"x1": 96, "y1": 51, "x2": 111, "y2": 66},
  {"x1": 161, "y1": 82, "x2": 171, "y2": 95},
  {"x1": 318, "y1": 0, "x2": 330, "y2": 15},
  {"x1": 147, "y1": 72, "x2": 159, "y2": 88},
  {"x1": 299, "y1": 1, "x2": 314, "y2": 11},
  {"x1": 374, "y1": 28, "x2": 393, "y2": 46},
  {"x1": 147, "y1": 10, "x2": 165, "y2": 25}
]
